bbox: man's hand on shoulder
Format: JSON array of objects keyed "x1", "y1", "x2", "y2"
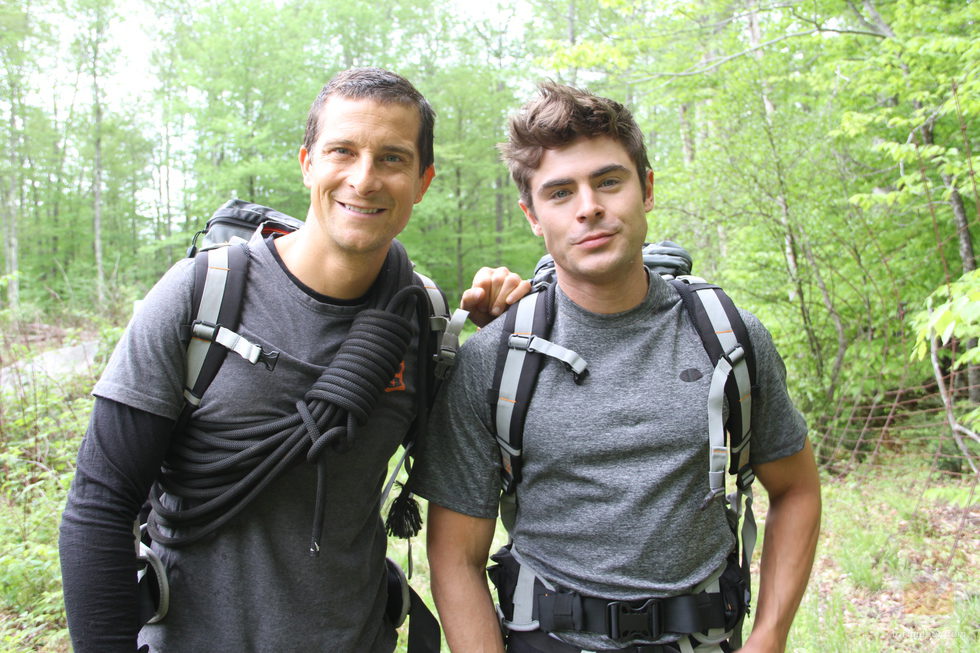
[{"x1": 461, "y1": 266, "x2": 531, "y2": 327}]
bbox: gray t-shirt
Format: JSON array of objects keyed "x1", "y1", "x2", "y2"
[
  {"x1": 95, "y1": 235, "x2": 418, "y2": 652},
  {"x1": 413, "y1": 271, "x2": 807, "y2": 648}
]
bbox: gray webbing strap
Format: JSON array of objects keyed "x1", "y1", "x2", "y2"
[
  {"x1": 435, "y1": 309, "x2": 468, "y2": 379},
  {"x1": 495, "y1": 293, "x2": 541, "y2": 468},
  {"x1": 692, "y1": 285, "x2": 753, "y2": 510},
  {"x1": 503, "y1": 546, "x2": 548, "y2": 632},
  {"x1": 690, "y1": 285, "x2": 757, "y2": 617},
  {"x1": 415, "y1": 271, "x2": 461, "y2": 379},
  {"x1": 184, "y1": 247, "x2": 229, "y2": 406},
  {"x1": 193, "y1": 323, "x2": 264, "y2": 365},
  {"x1": 693, "y1": 287, "x2": 752, "y2": 443},
  {"x1": 509, "y1": 333, "x2": 587, "y2": 377},
  {"x1": 704, "y1": 352, "x2": 734, "y2": 508},
  {"x1": 494, "y1": 289, "x2": 589, "y2": 474},
  {"x1": 738, "y1": 490, "x2": 756, "y2": 584}
]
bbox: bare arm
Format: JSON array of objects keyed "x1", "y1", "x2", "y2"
[
  {"x1": 426, "y1": 503, "x2": 504, "y2": 653},
  {"x1": 739, "y1": 439, "x2": 821, "y2": 653},
  {"x1": 460, "y1": 267, "x2": 531, "y2": 327}
]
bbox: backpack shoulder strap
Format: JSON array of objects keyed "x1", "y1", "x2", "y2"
[
  {"x1": 669, "y1": 277, "x2": 755, "y2": 482},
  {"x1": 489, "y1": 282, "x2": 587, "y2": 495},
  {"x1": 670, "y1": 276, "x2": 757, "y2": 646},
  {"x1": 412, "y1": 270, "x2": 465, "y2": 384},
  {"x1": 176, "y1": 242, "x2": 277, "y2": 430}
]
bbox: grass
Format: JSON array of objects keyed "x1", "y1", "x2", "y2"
[{"x1": 1, "y1": 329, "x2": 978, "y2": 652}]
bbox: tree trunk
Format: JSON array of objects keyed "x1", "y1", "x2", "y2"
[
  {"x1": 747, "y1": 0, "x2": 823, "y2": 374},
  {"x1": 3, "y1": 71, "x2": 22, "y2": 309},
  {"x1": 495, "y1": 174, "x2": 505, "y2": 266},
  {"x1": 92, "y1": 69, "x2": 105, "y2": 306}
]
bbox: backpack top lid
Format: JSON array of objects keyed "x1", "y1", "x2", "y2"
[
  {"x1": 189, "y1": 199, "x2": 305, "y2": 257},
  {"x1": 531, "y1": 241, "x2": 694, "y2": 288}
]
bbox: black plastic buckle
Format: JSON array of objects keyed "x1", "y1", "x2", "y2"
[
  {"x1": 607, "y1": 598, "x2": 661, "y2": 640},
  {"x1": 256, "y1": 348, "x2": 279, "y2": 371}
]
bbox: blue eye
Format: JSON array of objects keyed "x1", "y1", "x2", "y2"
[{"x1": 550, "y1": 189, "x2": 571, "y2": 200}]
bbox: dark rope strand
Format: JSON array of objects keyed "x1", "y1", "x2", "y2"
[{"x1": 148, "y1": 276, "x2": 431, "y2": 550}]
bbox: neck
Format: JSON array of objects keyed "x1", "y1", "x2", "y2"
[
  {"x1": 273, "y1": 227, "x2": 388, "y2": 300},
  {"x1": 556, "y1": 264, "x2": 649, "y2": 314}
]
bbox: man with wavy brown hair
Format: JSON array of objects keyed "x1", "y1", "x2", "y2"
[{"x1": 415, "y1": 83, "x2": 821, "y2": 653}]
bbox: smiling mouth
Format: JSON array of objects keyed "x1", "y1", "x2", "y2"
[{"x1": 339, "y1": 202, "x2": 384, "y2": 215}]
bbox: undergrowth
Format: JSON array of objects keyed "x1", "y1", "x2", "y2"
[{"x1": 0, "y1": 327, "x2": 977, "y2": 652}]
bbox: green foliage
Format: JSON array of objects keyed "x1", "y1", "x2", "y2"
[
  {"x1": 0, "y1": 6, "x2": 978, "y2": 647},
  {"x1": 912, "y1": 269, "x2": 980, "y2": 367},
  {"x1": 0, "y1": 365, "x2": 92, "y2": 652}
]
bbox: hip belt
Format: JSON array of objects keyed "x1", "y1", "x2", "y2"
[{"x1": 488, "y1": 545, "x2": 742, "y2": 643}]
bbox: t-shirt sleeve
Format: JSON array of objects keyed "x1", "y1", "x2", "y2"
[
  {"x1": 741, "y1": 310, "x2": 809, "y2": 465},
  {"x1": 412, "y1": 326, "x2": 505, "y2": 520},
  {"x1": 94, "y1": 258, "x2": 195, "y2": 420}
]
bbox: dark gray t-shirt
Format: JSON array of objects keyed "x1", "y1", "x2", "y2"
[
  {"x1": 413, "y1": 272, "x2": 807, "y2": 648},
  {"x1": 94, "y1": 235, "x2": 417, "y2": 652}
]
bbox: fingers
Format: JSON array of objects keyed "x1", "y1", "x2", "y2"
[
  {"x1": 461, "y1": 267, "x2": 531, "y2": 328},
  {"x1": 469, "y1": 268, "x2": 530, "y2": 314},
  {"x1": 503, "y1": 277, "x2": 532, "y2": 306},
  {"x1": 458, "y1": 287, "x2": 487, "y2": 314}
]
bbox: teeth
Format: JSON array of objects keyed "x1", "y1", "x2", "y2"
[{"x1": 343, "y1": 203, "x2": 382, "y2": 215}]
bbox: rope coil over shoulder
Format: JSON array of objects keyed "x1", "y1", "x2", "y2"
[{"x1": 147, "y1": 241, "x2": 429, "y2": 555}]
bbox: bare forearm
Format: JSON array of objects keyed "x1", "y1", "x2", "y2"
[
  {"x1": 431, "y1": 558, "x2": 504, "y2": 652},
  {"x1": 426, "y1": 505, "x2": 504, "y2": 653},
  {"x1": 744, "y1": 443, "x2": 821, "y2": 652}
]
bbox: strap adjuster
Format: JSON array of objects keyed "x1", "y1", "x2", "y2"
[
  {"x1": 607, "y1": 598, "x2": 662, "y2": 640},
  {"x1": 508, "y1": 333, "x2": 534, "y2": 351},
  {"x1": 721, "y1": 344, "x2": 745, "y2": 368},
  {"x1": 191, "y1": 320, "x2": 279, "y2": 371}
]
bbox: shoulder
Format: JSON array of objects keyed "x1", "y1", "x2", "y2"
[
  {"x1": 131, "y1": 257, "x2": 197, "y2": 330},
  {"x1": 456, "y1": 311, "x2": 510, "y2": 368}
]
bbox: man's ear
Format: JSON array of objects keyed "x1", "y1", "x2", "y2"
[
  {"x1": 644, "y1": 169, "x2": 655, "y2": 212},
  {"x1": 414, "y1": 165, "x2": 436, "y2": 203},
  {"x1": 519, "y1": 200, "x2": 543, "y2": 237},
  {"x1": 299, "y1": 147, "x2": 313, "y2": 189}
]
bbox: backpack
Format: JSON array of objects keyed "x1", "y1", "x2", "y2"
[
  {"x1": 137, "y1": 199, "x2": 449, "y2": 652},
  {"x1": 487, "y1": 241, "x2": 758, "y2": 646}
]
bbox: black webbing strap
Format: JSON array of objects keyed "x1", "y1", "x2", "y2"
[
  {"x1": 507, "y1": 629, "x2": 689, "y2": 653},
  {"x1": 407, "y1": 585, "x2": 441, "y2": 652},
  {"x1": 535, "y1": 584, "x2": 726, "y2": 641}
]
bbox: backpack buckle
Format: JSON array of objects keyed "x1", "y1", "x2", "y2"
[
  {"x1": 722, "y1": 344, "x2": 745, "y2": 367},
  {"x1": 607, "y1": 598, "x2": 662, "y2": 640}
]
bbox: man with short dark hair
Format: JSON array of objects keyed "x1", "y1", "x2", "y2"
[
  {"x1": 415, "y1": 83, "x2": 821, "y2": 653},
  {"x1": 59, "y1": 67, "x2": 527, "y2": 653}
]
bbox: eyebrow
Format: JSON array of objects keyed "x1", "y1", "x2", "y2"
[
  {"x1": 536, "y1": 163, "x2": 631, "y2": 194},
  {"x1": 321, "y1": 139, "x2": 416, "y2": 160}
]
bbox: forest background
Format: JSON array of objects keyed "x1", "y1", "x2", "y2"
[{"x1": 1, "y1": 0, "x2": 978, "y2": 650}]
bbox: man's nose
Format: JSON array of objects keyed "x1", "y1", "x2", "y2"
[
  {"x1": 576, "y1": 188, "x2": 603, "y2": 222},
  {"x1": 349, "y1": 157, "x2": 382, "y2": 195}
]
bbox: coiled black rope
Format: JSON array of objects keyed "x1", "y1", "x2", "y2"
[{"x1": 146, "y1": 244, "x2": 435, "y2": 555}]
